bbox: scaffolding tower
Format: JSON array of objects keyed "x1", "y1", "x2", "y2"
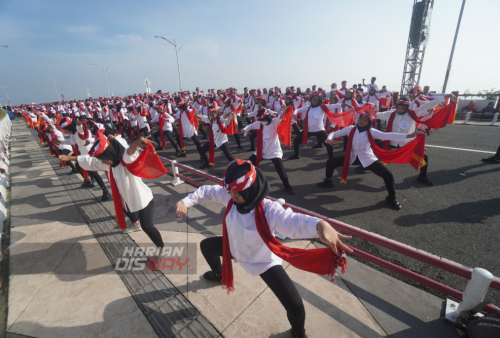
[{"x1": 400, "y1": 0, "x2": 434, "y2": 95}]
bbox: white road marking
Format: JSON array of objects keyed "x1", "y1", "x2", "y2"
[{"x1": 426, "y1": 144, "x2": 496, "y2": 154}]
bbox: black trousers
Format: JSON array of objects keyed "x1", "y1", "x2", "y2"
[
  {"x1": 293, "y1": 130, "x2": 333, "y2": 158},
  {"x1": 153, "y1": 129, "x2": 179, "y2": 151},
  {"x1": 496, "y1": 145, "x2": 500, "y2": 157},
  {"x1": 88, "y1": 170, "x2": 107, "y2": 191},
  {"x1": 390, "y1": 145, "x2": 428, "y2": 177},
  {"x1": 176, "y1": 134, "x2": 204, "y2": 156},
  {"x1": 292, "y1": 123, "x2": 300, "y2": 135},
  {"x1": 123, "y1": 200, "x2": 164, "y2": 248},
  {"x1": 247, "y1": 130, "x2": 256, "y2": 149},
  {"x1": 249, "y1": 154, "x2": 292, "y2": 189},
  {"x1": 140, "y1": 126, "x2": 150, "y2": 138},
  {"x1": 198, "y1": 122, "x2": 208, "y2": 139},
  {"x1": 233, "y1": 133, "x2": 241, "y2": 147},
  {"x1": 60, "y1": 149, "x2": 76, "y2": 171},
  {"x1": 200, "y1": 237, "x2": 305, "y2": 334},
  {"x1": 200, "y1": 141, "x2": 234, "y2": 164},
  {"x1": 325, "y1": 156, "x2": 396, "y2": 198}
]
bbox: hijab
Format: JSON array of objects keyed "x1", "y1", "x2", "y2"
[{"x1": 223, "y1": 161, "x2": 270, "y2": 214}]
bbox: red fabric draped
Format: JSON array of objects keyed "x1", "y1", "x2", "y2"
[
  {"x1": 177, "y1": 109, "x2": 199, "y2": 150},
  {"x1": 158, "y1": 114, "x2": 167, "y2": 148},
  {"x1": 321, "y1": 105, "x2": 356, "y2": 128},
  {"x1": 217, "y1": 113, "x2": 238, "y2": 135},
  {"x1": 71, "y1": 145, "x2": 90, "y2": 180},
  {"x1": 383, "y1": 102, "x2": 457, "y2": 149},
  {"x1": 341, "y1": 128, "x2": 426, "y2": 183},
  {"x1": 221, "y1": 199, "x2": 347, "y2": 294},
  {"x1": 128, "y1": 120, "x2": 135, "y2": 141},
  {"x1": 407, "y1": 101, "x2": 457, "y2": 130},
  {"x1": 277, "y1": 105, "x2": 294, "y2": 147},
  {"x1": 255, "y1": 123, "x2": 264, "y2": 168},
  {"x1": 209, "y1": 118, "x2": 216, "y2": 165},
  {"x1": 120, "y1": 143, "x2": 168, "y2": 179},
  {"x1": 78, "y1": 123, "x2": 90, "y2": 140},
  {"x1": 110, "y1": 143, "x2": 168, "y2": 230}
]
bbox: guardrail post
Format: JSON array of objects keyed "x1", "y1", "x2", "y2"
[
  {"x1": 170, "y1": 160, "x2": 184, "y2": 186},
  {"x1": 444, "y1": 267, "x2": 494, "y2": 322},
  {"x1": 491, "y1": 112, "x2": 499, "y2": 125},
  {"x1": 464, "y1": 111, "x2": 471, "y2": 124}
]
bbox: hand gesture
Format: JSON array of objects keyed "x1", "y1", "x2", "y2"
[
  {"x1": 317, "y1": 221, "x2": 353, "y2": 257},
  {"x1": 175, "y1": 201, "x2": 187, "y2": 220},
  {"x1": 132, "y1": 136, "x2": 151, "y2": 147},
  {"x1": 407, "y1": 130, "x2": 425, "y2": 138}
]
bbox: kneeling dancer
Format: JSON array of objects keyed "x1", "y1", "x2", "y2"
[{"x1": 176, "y1": 159, "x2": 352, "y2": 338}]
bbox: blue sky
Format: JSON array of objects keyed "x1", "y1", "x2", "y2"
[{"x1": 0, "y1": 0, "x2": 498, "y2": 106}]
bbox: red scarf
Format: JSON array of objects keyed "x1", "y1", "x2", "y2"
[
  {"x1": 158, "y1": 113, "x2": 167, "y2": 148},
  {"x1": 177, "y1": 108, "x2": 199, "y2": 150},
  {"x1": 256, "y1": 123, "x2": 264, "y2": 168},
  {"x1": 208, "y1": 118, "x2": 217, "y2": 165},
  {"x1": 341, "y1": 128, "x2": 426, "y2": 183},
  {"x1": 71, "y1": 144, "x2": 90, "y2": 180},
  {"x1": 128, "y1": 120, "x2": 135, "y2": 141},
  {"x1": 383, "y1": 101, "x2": 457, "y2": 149},
  {"x1": 221, "y1": 199, "x2": 347, "y2": 293},
  {"x1": 108, "y1": 143, "x2": 168, "y2": 229},
  {"x1": 217, "y1": 110, "x2": 238, "y2": 135},
  {"x1": 277, "y1": 105, "x2": 294, "y2": 147}
]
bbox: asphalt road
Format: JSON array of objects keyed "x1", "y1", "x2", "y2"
[{"x1": 155, "y1": 122, "x2": 500, "y2": 304}]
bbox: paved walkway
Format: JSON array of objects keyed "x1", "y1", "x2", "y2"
[{"x1": 5, "y1": 120, "x2": 459, "y2": 337}]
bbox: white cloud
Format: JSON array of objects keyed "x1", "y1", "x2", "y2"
[{"x1": 185, "y1": 37, "x2": 219, "y2": 58}]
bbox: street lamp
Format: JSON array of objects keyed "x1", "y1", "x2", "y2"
[
  {"x1": 0, "y1": 86, "x2": 12, "y2": 105},
  {"x1": 88, "y1": 63, "x2": 112, "y2": 98},
  {"x1": 154, "y1": 36, "x2": 183, "y2": 92},
  {"x1": 40, "y1": 76, "x2": 60, "y2": 102}
]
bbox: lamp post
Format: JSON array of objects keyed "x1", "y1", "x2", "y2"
[
  {"x1": 40, "y1": 76, "x2": 60, "y2": 102},
  {"x1": 154, "y1": 36, "x2": 184, "y2": 92},
  {"x1": 88, "y1": 63, "x2": 112, "y2": 98},
  {"x1": 0, "y1": 86, "x2": 11, "y2": 105},
  {"x1": 442, "y1": 0, "x2": 466, "y2": 93}
]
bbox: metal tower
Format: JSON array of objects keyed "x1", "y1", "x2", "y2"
[{"x1": 400, "y1": 0, "x2": 434, "y2": 95}]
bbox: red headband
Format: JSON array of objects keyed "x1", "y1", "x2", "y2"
[
  {"x1": 88, "y1": 132, "x2": 109, "y2": 157},
  {"x1": 360, "y1": 111, "x2": 376, "y2": 123},
  {"x1": 222, "y1": 159, "x2": 257, "y2": 192}
]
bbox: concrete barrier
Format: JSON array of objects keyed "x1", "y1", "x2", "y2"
[{"x1": 0, "y1": 116, "x2": 12, "y2": 235}]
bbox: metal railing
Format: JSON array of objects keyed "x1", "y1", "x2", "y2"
[{"x1": 159, "y1": 156, "x2": 500, "y2": 313}]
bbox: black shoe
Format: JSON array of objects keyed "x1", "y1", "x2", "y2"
[
  {"x1": 155, "y1": 146, "x2": 164, "y2": 151},
  {"x1": 101, "y1": 191, "x2": 111, "y2": 202},
  {"x1": 312, "y1": 144, "x2": 323, "y2": 148},
  {"x1": 237, "y1": 145, "x2": 243, "y2": 150},
  {"x1": 317, "y1": 180, "x2": 334, "y2": 188},
  {"x1": 385, "y1": 196, "x2": 401, "y2": 210},
  {"x1": 288, "y1": 154, "x2": 300, "y2": 160},
  {"x1": 68, "y1": 169, "x2": 77, "y2": 175},
  {"x1": 417, "y1": 176, "x2": 433, "y2": 186},
  {"x1": 179, "y1": 152, "x2": 187, "y2": 157},
  {"x1": 175, "y1": 150, "x2": 181, "y2": 156},
  {"x1": 285, "y1": 187, "x2": 295, "y2": 195},
  {"x1": 247, "y1": 148, "x2": 256, "y2": 152},
  {"x1": 203, "y1": 271, "x2": 221, "y2": 283},
  {"x1": 80, "y1": 181, "x2": 94, "y2": 189},
  {"x1": 200, "y1": 163, "x2": 212, "y2": 169},
  {"x1": 482, "y1": 156, "x2": 500, "y2": 163}
]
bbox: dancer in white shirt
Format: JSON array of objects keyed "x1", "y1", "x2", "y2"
[{"x1": 176, "y1": 159, "x2": 351, "y2": 338}]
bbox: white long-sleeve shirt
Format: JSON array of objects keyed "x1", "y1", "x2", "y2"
[
  {"x1": 77, "y1": 148, "x2": 153, "y2": 212},
  {"x1": 327, "y1": 126, "x2": 407, "y2": 167},
  {"x1": 243, "y1": 116, "x2": 283, "y2": 159},
  {"x1": 175, "y1": 108, "x2": 197, "y2": 138},
  {"x1": 51, "y1": 130, "x2": 73, "y2": 151},
  {"x1": 294, "y1": 103, "x2": 343, "y2": 132},
  {"x1": 151, "y1": 112, "x2": 174, "y2": 131},
  {"x1": 377, "y1": 97, "x2": 445, "y2": 147},
  {"x1": 181, "y1": 185, "x2": 320, "y2": 276},
  {"x1": 201, "y1": 115, "x2": 230, "y2": 148},
  {"x1": 362, "y1": 92, "x2": 392, "y2": 111}
]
